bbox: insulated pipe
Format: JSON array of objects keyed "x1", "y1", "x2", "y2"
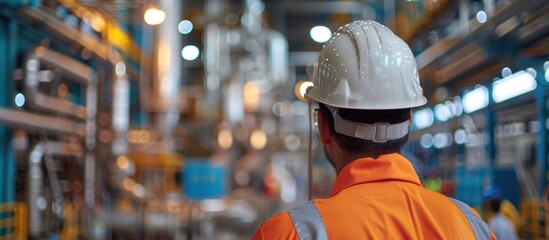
[
  {"x1": 144, "y1": 0, "x2": 182, "y2": 144},
  {"x1": 0, "y1": 109, "x2": 86, "y2": 137},
  {"x1": 27, "y1": 141, "x2": 84, "y2": 237},
  {"x1": 268, "y1": 30, "x2": 289, "y2": 85},
  {"x1": 24, "y1": 47, "x2": 94, "y2": 120},
  {"x1": 16, "y1": 7, "x2": 128, "y2": 238},
  {"x1": 28, "y1": 143, "x2": 45, "y2": 236}
]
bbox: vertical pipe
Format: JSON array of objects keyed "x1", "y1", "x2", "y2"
[
  {"x1": 459, "y1": 0, "x2": 470, "y2": 35},
  {"x1": 485, "y1": 84, "x2": 495, "y2": 185},
  {"x1": 204, "y1": 0, "x2": 224, "y2": 121},
  {"x1": 383, "y1": 0, "x2": 395, "y2": 27},
  {"x1": 536, "y1": 72, "x2": 547, "y2": 196},
  {"x1": 112, "y1": 69, "x2": 129, "y2": 155},
  {"x1": 268, "y1": 31, "x2": 288, "y2": 85},
  {"x1": 483, "y1": 0, "x2": 495, "y2": 17},
  {"x1": 28, "y1": 144, "x2": 45, "y2": 236},
  {"x1": 150, "y1": 0, "x2": 182, "y2": 144}
]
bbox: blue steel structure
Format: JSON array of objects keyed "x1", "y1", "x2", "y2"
[
  {"x1": 535, "y1": 68, "x2": 547, "y2": 197},
  {"x1": 0, "y1": 8, "x2": 17, "y2": 237}
]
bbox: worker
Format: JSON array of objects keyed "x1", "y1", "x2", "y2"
[
  {"x1": 252, "y1": 20, "x2": 495, "y2": 239},
  {"x1": 487, "y1": 197, "x2": 520, "y2": 240},
  {"x1": 481, "y1": 185, "x2": 521, "y2": 234}
]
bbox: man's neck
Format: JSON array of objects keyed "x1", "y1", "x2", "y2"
[{"x1": 333, "y1": 150, "x2": 400, "y2": 174}]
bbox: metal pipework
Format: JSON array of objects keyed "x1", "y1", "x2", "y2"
[
  {"x1": 27, "y1": 141, "x2": 83, "y2": 237},
  {"x1": 15, "y1": 7, "x2": 129, "y2": 238},
  {"x1": 0, "y1": 109, "x2": 86, "y2": 137},
  {"x1": 144, "y1": 0, "x2": 182, "y2": 145},
  {"x1": 24, "y1": 47, "x2": 94, "y2": 120}
]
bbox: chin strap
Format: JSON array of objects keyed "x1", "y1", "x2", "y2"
[{"x1": 328, "y1": 106, "x2": 409, "y2": 143}]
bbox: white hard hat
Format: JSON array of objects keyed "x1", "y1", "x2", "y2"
[{"x1": 306, "y1": 20, "x2": 427, "y2": 109}]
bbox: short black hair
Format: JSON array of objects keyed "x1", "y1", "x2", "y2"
[
  {"x1": 489, "y1": 198, "x2": 502, "y2": 213},
  {"x1": 318, "y1": 103, "x2": 411, "y2": 158}
]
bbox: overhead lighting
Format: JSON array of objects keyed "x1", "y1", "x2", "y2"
[
  {"x1": 115, "y1": 62, "x2": 126, "y2": 77},
  {"x1": 462, "y1": 85, "x2": 488, "y2": 113},
  {"x1": 434, "y1": 103, "x2": 452, "y2": 122},
  {"x1": 448, "y1": 97, "x2": 463, "y2": 117},
  {"x1": 144, "y1": 7, "x2": 166, "y2": 25},
  {"x1": 250, "y1": 129, "x2": 267, "y2": 150},
  {"x1": 492, "y1": 70, "x2": 537, "y2": 103},
  {"x1": 420, "y1": 134, "x2": 433, "y2": 149},
  {"x1": 501, "y1": 67, "x2": 512, "y2": 78},
  {"x1": 181, "y1": 45, "x2": 200, "y2": 61},
  {"x1": 310, "y1": 26, "x2": 332, "y2": 43},
  {"x1": 433, "y1": 133, "x2": 452, "y2": 149},
  {"x1": 178, "y1": 20, "x2": 193, "y2": 34},
  {"x1": 217, "y1": 129, "x2": 233, "y2": 150},
  {"x1": 14, "y1": 93, "x2": 25, "y2": 107},
  {"x1": 476, "y1": 11, "x2": 487, "y2": 23},
  {"x1": 413, "y1": 108, "x2": 434, "y2": 129},
  {"x1": 454, "y1": 129, "x2": 467, "y2": 145},
  {"x1": 244, "y1": 81, "x2": 261, "y2": 112},
  {"x1": 544, "y1": 61, "x2": 549, "y2": 82},
  {"x1": 294, "y1": 80, "x2": 314, "y2": 101}
]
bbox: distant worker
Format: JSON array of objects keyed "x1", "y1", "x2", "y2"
[
  {"x1": 423, "y1": 167, "x2": 442, "y2": 193},
  {"x1": 488, "y1": 198, "x2": 520, "y2": 240},
  {"x1": 252, "y1": 20, "x2": 494, "y2": 239},
  {"x1": 481, "y1": 185, "x2": 521, "y2": 234}
]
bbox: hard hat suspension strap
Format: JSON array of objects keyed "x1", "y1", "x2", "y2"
[{"x1": 328, "y1": 106, "x2": 409, "y2": 143}]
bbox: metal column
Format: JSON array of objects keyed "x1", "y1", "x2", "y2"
[
  {"x1": 535, "y1": 71, "x2": 547, "y2": 196},
  {"x1": 0, "y1": 14, "x2": 17, "y2": 237}
]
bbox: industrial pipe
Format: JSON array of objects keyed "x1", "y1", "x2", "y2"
[
  {"x1": 27, "y1": 141, "x2": 84, "y2": 237},
  {"x1": 0, "y1": 109, "x2": 85, "y2": 137},
  {"x1": 17, "y1": 8, "x2": 130, "y2": 235},
  {"x1": 24, "y1": 47, "x2": 94, "y2": 120}
]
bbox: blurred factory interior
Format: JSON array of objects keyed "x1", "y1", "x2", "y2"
[{"x1": 0, "y1": 0, "x2": 548, "y2": 239}]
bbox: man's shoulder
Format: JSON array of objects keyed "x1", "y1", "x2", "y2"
[
  {"x1": 252, "y1": 210, "x2": 298, "y2": 240},
  {"x1": 262, "y1": 210, "x2": 293, "y2": 224}
]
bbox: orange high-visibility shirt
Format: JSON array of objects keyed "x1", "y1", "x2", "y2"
[{"x1": 252, "y1": 153, "x2": 496, "y2": 239}]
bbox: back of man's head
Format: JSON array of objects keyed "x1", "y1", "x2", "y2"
[
  {"x1": 489, "y1": 198, "x2": 502, "y2": 214},
  {"x1": 319, "y1": 103, "x2": 410, "y2": 157}
]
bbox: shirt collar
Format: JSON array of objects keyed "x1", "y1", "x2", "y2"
[{"x1": 330, "y1": 153, "x2": 422, "y2": 197}]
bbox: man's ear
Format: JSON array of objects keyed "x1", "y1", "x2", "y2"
[
  {"x1": 409, "y1": 111, "x2": 413, "y2": 126},
  {"x1": 318, "y1": 111, "x2": 332, "y2": 145}
]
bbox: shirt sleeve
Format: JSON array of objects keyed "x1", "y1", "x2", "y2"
[
  {"x1": 251, "y1": 211, "x2": 299, "y2": 240},
  {"x1": 469, "y1": 207, "x2": 497, "y2": 240}
]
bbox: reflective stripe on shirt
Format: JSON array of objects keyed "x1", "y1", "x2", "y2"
[
  {"x1": 289, "y1": 198, "x2": 490, "y2": 240},
  {"x1": 449, "y1": 198, "x2": 491, "y2": 240},
  {"x1": 288, "y1": 201, "x2": 328, "y2": 240}
]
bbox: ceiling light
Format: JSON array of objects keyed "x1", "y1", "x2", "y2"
[
  {"x1": 310, "y1": 26, "x2": 332, "y2": 43},
  {"x1": 413, "y1": 108, "x2": 434, "y2": 129},
  {"x1": 14, "y1": 93, "x2": 25, "y2": 107},
  {"x1": 493, "y1": 70, "x2": 536, "y2": 103},
  {"x1": 144, "y1": 7, "x2": 166, "y2": 25},
  {"x1": 476, "y1": 11, "x2": 487, "y2": 23},
  {"x1": 178, "y1": 20, "x2": 193, "y2": 34},
  {"x1": 250, "y1": 129, "x2": 267, "y2": 150},
  {"x1": 294, "y1": 80, "x2": 314, "y2": 101},
  {"x1": 462, "y1": 85, "x2": 488, "y2": 113},
  {"x1": 181, "y1": 45, "x2": 200, "y2": 61},
  {"x1": 434, "y1": 103, "x2": 452, "y2": 122}
]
